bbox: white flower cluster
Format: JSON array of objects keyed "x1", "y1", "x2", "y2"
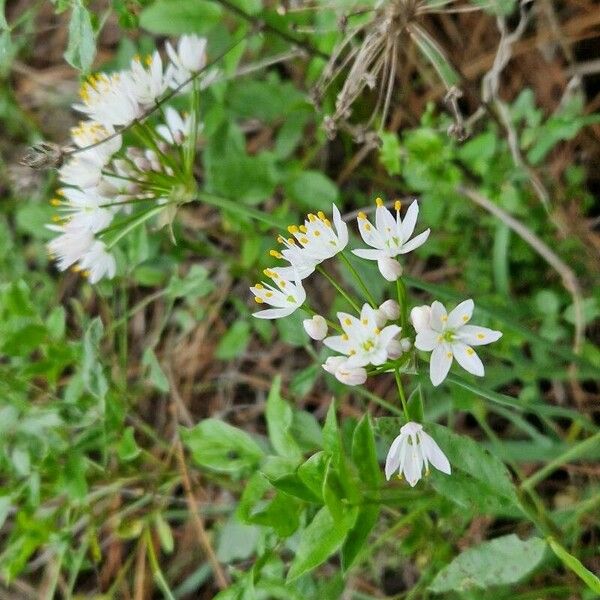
[
  {"x1": 250, "y1": 198, "x2": 503, "y2": 487},
  {"x1": 47, "y1": 36, "x2": 210, "y2": 283}
]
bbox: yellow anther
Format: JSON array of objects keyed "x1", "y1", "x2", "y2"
[
  {"x1": 287, "y1": 225, "x2": 299, "y2": 234},
  {"x1": 323, "y1": 218, "x2": 331, "y2": 227},
  {"x1": 263, "y1": 269, "x2": 274, "y2": 277},
  {"x1": 288, "y1": 238, "x2": 296, "y2": 245},
  {"x1": 362, "y1": 318, "x2": 368, "y2": 325},
  {"x1": 279, "y1": 281, "x2": 286, "y2": 287},
  {"x1": 300, "y1": 237, "x2": 309, "y2": 244},
  {"x1": 51, "y1": 215, "x2": 63, "y2": 223},
  {"x1": 269, "y1": 250, "x2": 283, "y2": 259},
  {"x1": 265, "y1": 292, "x2": 273, "y2": 298},
  {"x1": 358, "y1": 211, "x2": 367, "y2": 220},
  {"x1": 277, "y1": 235, "x2": 285, "y2": 244},
  {"x1": 50, "y1": 198, "x2": 61, "y2": 206},
  {"x1": 446, "y1": 352, "x2": 452, "y2": 358},
  {"x1": 344, "y1": 318, "x2": 352, "y2": 326},
  {"x1": 349, "y1": 349, "x2": 356, "y2": 355},
  {"x1": 467, "y1": 348, "x2": 475, "y2": 356},
  {"x1": 314, "y1": 230, "x2": 321, "y2": 237},
  {"x1": 299, "y1": 225, "x2": 307, "y2": 233},
  {"x1": 254, "y1": 283, "x2": 264, "y2": 289},
  {"x1": 317, "y1": 211, "x2": 326, "y2": 220},
  {"x1": 341, "y1": 334, "x2": 349, "y2": 341},
  {"x1": 365, "y1": 223, "x2": 372, "y2": 231},
  {"x1": 441, "y1": 315, "x2": 448, "y2": 322},
  {"x1": 477, "y1": 333, "x2": 485, "y2": 340},
  {"x1": 462, "y1": 315, "x2": 469, "y2": 322},
  {"x1": 255, "y1": 297, "x2": 264, "y2": 303},
  {"x1": 71, "y1": 265, "x2": 82, "y2": 273},
  {"x1": 145, "y1": 54, "x2": 153, "y2": 65},
  {"x1": 133, "y1": 53, "x2": 141, "y2": 62},
  {"x1": 394, "y1": 200, "x2": 402, "y2": 211},
  {"x1": 375, "y1": 197, "x2": 384, "y2": 207},
  {"x1": 308, "y1": 213, "x2": 317, "y2": 222},
  {"x1": 374, "y1": 328, "x2": 381, "y2": 334},
  {"x1": 82, "y1": 270, "x2": 91, "y2": 278}
]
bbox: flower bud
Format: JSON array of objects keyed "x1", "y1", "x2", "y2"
[
  {"x1": 386, "y1": 338, "x2": 404, "y2": 360},
  {"x1": 377, "y1": 257, "x2": 403, "y2": 281},
  {"x1": 379, "y1": 299, "x2": 400, "y2": 321},
  {"x1": 410, "y1": 305, "x2": 431, "y2": 332},
  {"x1": 322, "y1": 357, "x2": 367, "y2": 386},
  {"x1": 374, "y1": 309, "x2": 387, "y2": 328},
  {"x1": 303, "y1": 314, "x2": 328, "y2": 340},
  {"x1": 400, "y1": 337, "x2": 412, "y2": 353}
]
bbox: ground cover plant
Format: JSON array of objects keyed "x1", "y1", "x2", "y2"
[{"x1": 0, "y1": 0, "x2": 599, "y2": 598}]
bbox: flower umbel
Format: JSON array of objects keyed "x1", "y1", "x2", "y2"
[
  {"x1": 385, "y1": 422, "x2": 451, "y2": 486},
  {"x1": 412, "y1": 300, "x2": 502, "y2": 386}
]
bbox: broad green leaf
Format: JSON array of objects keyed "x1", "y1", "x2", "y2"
[
  {"x1": 351, "y1": 414, "x2": 381, "y2": 488},
  {"x1": 286, "y1": 505, "x2": 357, "y2": 582},
  {"x1": 341, "y1": 505, "x2": 379, "y2": 572},
  {"x1": 265, "y1": 376, "x2": 302, "y2": 461},
  {"x1": 429, "y1": 534, "x2": 547, "y2": 592},
  {"x1": 217, "y1": 519, "x2": 260, "y2": 563},
  {"x1": 139, "y1": 0, "x2": 222, "y2": 35},
  {"x1": 285, "y1": 170, "x2": 339, "y2": 212},
  {"x1": 182, "y1": 419, "x2": 264, "y2": 475},
  {"x1": 215, "y1": 320, "x2": 251, "y2": 360},
  {"x1": 142, "y1": 348, "x2": 170, "y2": 392},
  {"x1": 297, "y1": 451, "x2": 328, "y2": 500},
  {"x1": 323, "y1": 401, "x2": 341, "y2": 458},
  {"x1": 166, "y1": 265, "x2": 214, "y2": 299},
  {"x1": 64, "y1": 1, "x2": 95, "y2": 72}
]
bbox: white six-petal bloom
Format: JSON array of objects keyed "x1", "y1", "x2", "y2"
[
  {"x1": 323, "y1": 303, "x2": 401, "y2": 368},
  {"x1": 352, "y1": 199, "x2": 430, "y2": 279},
  {"x1": 322, "y1": 356, "x2": 367, "y2": 386},
  {"x1": 412, "y1": 300, "x2": 502, "y2": 386},
  {"x1": 250, "y1": 269, "x2": 306, "y2": 319},
  {"x1": 385, "y1": 422, "x2": 451, "y2": 486},
  {"x1": 127, "y1": 52, "x2": 172, "y2": 107}
]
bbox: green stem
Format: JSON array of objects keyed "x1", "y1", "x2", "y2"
[
  {"x1": 396, "y1": 277, "x2": 408, "y2": 330},
  {"x1": 339, "y1": 251, "x2": 377, "y2": 307},
  {"x1": 394, "y1": 368, "x2": 410, "y2": 420},
  {"x1": 316, "y1": 265, "x2": 361, "y2": 312},
  {"x1": 145, "y1": 528, "x2": 176, "y2": 600},
  {"x1": 104, "y1": 205, "x2": 168, "y2": 249}
]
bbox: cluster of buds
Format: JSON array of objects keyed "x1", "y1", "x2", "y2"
[{"x1": 250, "y1": 199, "x2": 502, "y2": 486}]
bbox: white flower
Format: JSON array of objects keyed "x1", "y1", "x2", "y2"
[
  {"x1": 59, "y1": 155, "x2": 104, "y2": 189},
  {"x1": 385, "y1": 422, "x2": 450, "y2": 486},
  {"x1": 303, "y1": 315, "x2": 328, "y2": 340},
  {"x1": 378, "y1": 256, "x2": 403, "y2": 281},
  {"x1": 166, "y1": 35, "x2": 207, "y2": 74},
  {"x1": 352, "y1": 199, "x2": 430, "y2": 278},
  {"x1": 323, "y1": 303, "x2": 401, "y2": 368},
  {"x1": 156, "y1": 107, "x2": 193, "y2": 145},
  {"x1": 79, "y1": 240, "x2": 117, "y2": 283},
  {"x1": 128, "y1": 52, "x2": 172, "y2": 106},
  {"x1": 73, "y1": 72, "x2": 142, "y2": 127},
  {"x1": 322, "y1": 356, "x2": 367, "y2": 386},
  {"x1": 47, "y1": 225, "x2": 93, "y2": 271},
  {"x1": 52, "y1": 187, "x2": 114, "y2": 233},
  {"x1": 70, "y1": 121, "x2": 122, "y2": 163},
  {"x1": 378, "y1": 299, "x2": 400, "y2": 322},
  {"x1": 250, "y1": 269, "x2": 306, "y2": 319},
  {"x1": 412, "y1": 300, "x2": 502, "y2": 386},
  {"x1": 285, "y1": 205, "x2": 348, "y2": 266}
]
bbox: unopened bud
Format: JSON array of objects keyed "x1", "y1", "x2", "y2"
[
  {"x1": 379, "y1": 299, "x2": 400, "y2": 321},
  {"x1": 377, "y1": 257, "x2": 403, "y2": 282},
  {"x1": 303, "y1": 315, "x2": 328, "y2": 340},
  {"x1": 410, "y1": 306, "x2": 431, "y2": 332}
]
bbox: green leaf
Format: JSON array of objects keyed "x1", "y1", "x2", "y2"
[
  {"x1": 215, "y1": 321, "x2": 251, "y2": 360},
  {"x1": 166, "y1": 265, "x2": 214, "y2": 299},
  {"x1": 265, "y1": 376, "x2": 302, "y2": 461},
  {"x1": 322, "y1": 401, "x2": 341, "y2": 458},
  {"x1": 118, "y1": 427, "x2": 142, "y2": 461},
  {"x1": 547, "y1": 536, "x2": 600, "y2": 594},
  {"x1": 351, "y1": 414, "x2": 381, "y2": 488},
  {"x1": 286, "y1": 505, "x2": 357, "y2": 582},
  {"x1": 142, "y1": 348, "x2": 170, "y2": 393},
  {"x1": 64, "y1": 1, "x2": 95, "y2": 72},
  {"x1": 285, "y1": 171, "x2": 339, "y2": 212},
  {"x1": 154, "y1": 513, "x2": 174, "y2": 554},
  {"x1": 429, "y1": 534, "x2": 547, "y2": 592},
  {"x1": 82, "y1": 317, "x2": 108, "y2": 401},
  {"x1": 379, "y1": 131, "x2": 402, "y2": 175},
  {"x1": 341, "y1": 505, "x2": 379, "y2": 572},
  {"x1": 297, "y1": 451, "x2": 328, "y2": 500},
  {"x1": 139, "y1": 0, "x2": 222, "y2": 35},
  {"x1": 182, "y1": 419, "x2": 264, "y2": 475}
]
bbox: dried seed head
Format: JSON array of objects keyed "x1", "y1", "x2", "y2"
[{"x1": 20, "y1": 142, "x2": 66, "y2": 170}]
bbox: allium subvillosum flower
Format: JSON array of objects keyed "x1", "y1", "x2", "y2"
[
  {"x1": 385, "y1": 422, "x2": 451, "y2": 486},
  {"x1": 250, "y1": 270, "x2": 306, "y2": 319},
  {"x1": 166, "y1": 35, "x2": 216, "y2": 91},
  {"x1": 353, "y1": 199, "x2": 430, "y2": 280},
  {"x1": 411, "y1": 300, "x2": 502, "y2": 386},
  {"x1": 324, "y1": 303, "x2": 401, "y2": 368},
  {"x1": 303, "y1": 315, "x2": 328, "y2": 340},
  {"x1": 127, "y1": 51, "x2": 173, "y2": 107},
  {"x1": 271, "y1": 205, "x2": 349, "y2": 280}
]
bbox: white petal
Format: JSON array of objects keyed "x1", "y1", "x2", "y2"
[
  {"x1": 430, "y1": 344, "x2": 452, "y2": 386},
  {"x1": 323, "y1": 335, "x2": 352, "y2": 354},
  {"x1": 403, "y1": 443, "x2": 423, "y2": 487},
  {"x1": 385, "y1": 434, "x2": 404, "y2": 480},
  {"x1": 452, "y1": 342, "x2": 484, "y2": 377},
  {"x1": 398, "y1": 229, "x2": 430, "y2": 254},
  {"x1": 458, "y1": 325, "x2": 502, "y2": 346},
  {"x1": 352, "y1": 248, "x2": 384, "y2": 261},
  {"x1": 253, "y1": 307, "x2": 294, "y2": 319},
  {"x1": 429, "y1": 301, "x2": 448, "y2": 332},
  {"x1": 375, "y1": 204, "x2": 397, "y2": 237},
  {"x1": 420, "y1": 432, "x2": 451, "y2": 474},
  {"x1": 332, "y1": 204, "x2": 348, "y2": 249},
  {"x1": 447, "y1": 299, "x2": 474, "y2": 329},
  {"x1": 415, "y1": 329, "x2": 439, "y2": 351},
  {"x1": 400, "y1": 201, "x2": 419, "y2": 242}
]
